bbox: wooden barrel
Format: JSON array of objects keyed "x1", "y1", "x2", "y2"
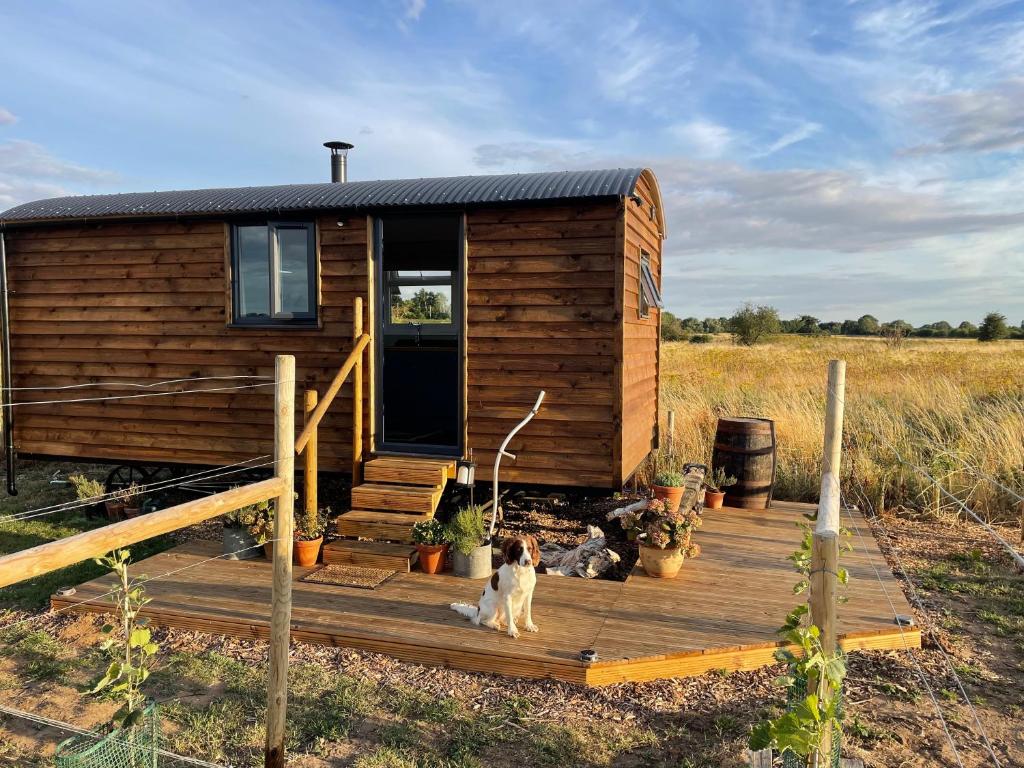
[{"x1": 711, "y1": 417, "x2": 777, "y2": 509}]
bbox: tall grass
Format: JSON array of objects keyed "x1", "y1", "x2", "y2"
[{"x1": 655, "y1": 336, "x2": 1024, "y2": 522}]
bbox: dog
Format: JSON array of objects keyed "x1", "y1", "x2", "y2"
[{"x1": 450, "y1": 536, "x2": 541, "y2": 638}]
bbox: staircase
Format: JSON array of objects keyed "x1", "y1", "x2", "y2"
[{"x1": 324, "y1": 456, "x2": 455, "y2": 571}]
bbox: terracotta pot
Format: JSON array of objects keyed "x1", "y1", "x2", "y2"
[
  {"x1": 652, "y1": 484, "x2": 684, "y2": 513},
  {"x1": 416, "y1": 543, "x2": 448, "y2": 574},
  {"x1": 263, "y1": 542, "x2": 274, "y2": 561},
  {"x1": 122, "y1": 506, "x2": 142, "y2": 519},
  {"x1": 639, "y1": 545, "x2": 685, "y2": 578},
  {"x1": 104, "y1": 501, "x2": 124, "y2": 522},
  {"x1": 704, "y1": 490, "x2": 725, "y2": 510},
  {"x1": 294, "y1": 537, "x2": 322, "y2": 567}
]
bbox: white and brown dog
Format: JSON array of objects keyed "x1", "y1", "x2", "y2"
[{"x1": 450, "y1": 536, "x2": 541, "y2": 638}]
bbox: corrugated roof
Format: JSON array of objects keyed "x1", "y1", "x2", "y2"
[{"x1": 0, "y1": 168, "x2": 647, "y2": 224}]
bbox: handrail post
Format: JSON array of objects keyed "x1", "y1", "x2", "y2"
[
  {"x1": 352, "y1": 296, "x2": 364, "y2": 485},
  {"x1": 265, "y1": 354, "x2": 295, "y2": 768},
  {"x1": 808, "y1": 359, "x2": 844, "y2": 766},
  {"x1": 304, "y1": 389, "x2": 318, "y2": 525}
]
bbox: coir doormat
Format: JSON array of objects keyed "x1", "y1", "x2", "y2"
[{"x1": 300, "y1": 564, "x2": 397, "y2": 590}]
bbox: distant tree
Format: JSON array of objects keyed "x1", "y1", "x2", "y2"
[
  {"x1": 840, "y1": 319, "x2": 859, "y2": 336},
  {"x1": 795, "y1": 315, "x2": 821, "y2": 334},
  {"x1": 952, "y1": 321, "x2": 978, "y2": 338},
  {"x1": 856, "y1": 314, "x2": 880, "y2": 335},
  {"x1": 881, "y1": 320, "x2": 913, "y2": 349},
  {"x1": 680, "y1": 316, "x2": 704, "y2": 333},
  {"x1": 779, "y1": 318, "x2": 800, "y2": 334},
  {"x1": 702, "y1": 317, "x2": 725, "y2": 334},
  {"x1": 728, "y1": 303, "x2": 780, "y2": 346},
  {"x1": 661, "y1": 311, "x2": 686, "y2": 341},
  {"x1": 978, "y1": 312, "x2": 1009, "y2": 342},
  {"x1": 819, "y1": 321, "x2": 842, "y2": 335},
  {"x1": 929, "y1": 321, "x2": 952, "y2": 336}
]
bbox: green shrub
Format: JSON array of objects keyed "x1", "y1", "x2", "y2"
[
  {"x1": 411, "y1": 518, "x2": 448, "y2": 546},
  {"x1": 653, "y1": 471, "x2": 684, "y2": 487},
  {"x1": 689, "y1": 333, "x2": 712, "y2": 344},
  {"x1": 446, "y1": 506, "x2": 486, "y2": 555}
]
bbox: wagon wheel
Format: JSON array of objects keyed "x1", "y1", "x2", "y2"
[
  {"x1": 140, "y1": 465, "x2": 176, "y2": 486},
  {"x1": 105, "y1": 465, "x2": 147, "y2": 492}
]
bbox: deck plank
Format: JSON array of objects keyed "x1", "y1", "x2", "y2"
[{"x1": 52, "y1": 501, "x2": 919, "y2": 685}]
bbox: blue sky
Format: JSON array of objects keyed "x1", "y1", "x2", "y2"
[{"x1": 1, "y1": 0, "x2": 1022, "y2": 325}]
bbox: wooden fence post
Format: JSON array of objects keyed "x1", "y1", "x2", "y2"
[
  {"x1": 808, "y1": 359, "x2": 845, "y2": 766},
  {"x1": 352, "y1": 296, "x2": 364, "y2": 485},
  {"x1": 265, "y1": 355, "x2": 295, "y2": 768},
  {"x1": 304, "y1": 390, "x2": 318, "y2": 522}
]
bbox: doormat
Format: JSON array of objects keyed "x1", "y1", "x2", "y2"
[{"x1": 301, "y1": 564, "x2": 397, "y2": 590}]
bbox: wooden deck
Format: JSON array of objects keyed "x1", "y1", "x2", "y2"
[{"x1": 52, "y1": 500, "x2": 920, "y2": 686}]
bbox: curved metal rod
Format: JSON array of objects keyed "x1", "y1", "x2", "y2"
[{"x1": 489, "y1": 390, "x2": 545, "y2": 541}]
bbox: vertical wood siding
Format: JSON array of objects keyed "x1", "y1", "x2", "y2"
[
  {"x1": 619, "y1": 172, "x2": 663, "y2": 482},
  {"x1": 4, "y1": 216, "x2": 371, "y2": 470}
]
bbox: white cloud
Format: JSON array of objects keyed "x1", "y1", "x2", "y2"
[
  {"x1": 0, "y1": 139, "x2": 117, "y2": 209},
  {"x1": 403, "y1": 0, "x2": 426, "y2": 22},
  {"x1": 669, "y1": 119, "x2": 733, "y2": 158},
  {"x1": 761, "y1": 121, "x2": 821, "y2": 156},
  {"x1": 902, "y1": 79, "x2": 1024, "y2": 154},
  {"x1": 0, "y1": 108, "x2": 16, "y2": 126}
]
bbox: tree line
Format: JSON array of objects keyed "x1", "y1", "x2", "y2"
[{"x1": 662, "y1": 305, "x2": 1024, "y2": 345}]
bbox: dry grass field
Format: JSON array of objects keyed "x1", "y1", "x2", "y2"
[{"x1": 657, "y1": 335, "x2": 1024, "y2": 523}]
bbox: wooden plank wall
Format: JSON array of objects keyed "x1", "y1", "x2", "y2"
[
  {"x1": 464, "y1": 203, "x2": 619, "y2": 487},
  {"x1": 4, "y1": 216, "x2": 371, "y2": 470},
  {"x1": 619, "y1": 172, "x2": 663, "y2": 482}
]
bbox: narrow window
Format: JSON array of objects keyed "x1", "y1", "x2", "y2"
[
  {"x1": 231, "y1": 222, "x2": 317, "y2": 325},
  {"x1": 638, "y1": 250, "x2": 663, "y2": 319}
]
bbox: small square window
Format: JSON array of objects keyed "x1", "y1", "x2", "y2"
[
  {"x1": 231, "y1": 222, "x2": 317, "y2": 326},
  {"x1": 638, "y1": 251, "x2": 663, "y2": 319}
]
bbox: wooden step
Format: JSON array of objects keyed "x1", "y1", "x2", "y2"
[
  {"x1": 350, "y1": 482, "x2": 441, "y2": 515},
  {"x1": 336, "y1": 511, "x2": 429, "y2": 543},
  {"x1": 322, "y1": 540, "x2": 419, "y2": 572},
  {"x1": 363, "y1": 457, "x2": 450, "y2": 487}
]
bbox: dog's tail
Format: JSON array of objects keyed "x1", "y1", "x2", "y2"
[{"x1": 449, "y1": 602, "x2": 478, "y2": 620}]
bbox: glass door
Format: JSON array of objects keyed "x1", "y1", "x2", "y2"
[{"x1": 375, "y1": 214, "x2": 462, "y2": 455}]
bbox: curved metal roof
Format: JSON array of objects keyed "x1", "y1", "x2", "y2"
[{"x1": 0, "y1": 168, "x2": 647, "y2": 224}]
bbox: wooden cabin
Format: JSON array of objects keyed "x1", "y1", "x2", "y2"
[{"x1": 0, "y1": 165, "x2": 665, "y2": 496}]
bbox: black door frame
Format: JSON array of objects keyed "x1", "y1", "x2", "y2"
[{"x1": 372, "y1": 213, "x2": 465, "y2": 457}]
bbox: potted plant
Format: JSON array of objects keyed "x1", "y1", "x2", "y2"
[
  {"x1": 704, "y1": 467, "x2": 737, "y2": 510},
  {"x1": 116, "y1": 483, "x2": 145, "y2": 519},
  {"x1": 67, "y1": 474, "x2": 107, "y2": 519},
  {"x1": 447, "y1": 505, "x2": 490, "y2": 579},
  {"x1": 245, "y1": 500, "x2": 275, "y2": 560},
  {"x1": 619, "y1": 498, "x2": 702, "y2": 578},
  {"x1": 294, "y1": 506, "x2": 328, "y2": 567},
  {"x1": 411, "y1": 519, "x2": 450, "y2": 574},
  {"x1": 651, "y1": 470, "x2": 685, "y2": 512},
  {"x1": 223, "y1": 502, "x2": 262, "y2": 560}
]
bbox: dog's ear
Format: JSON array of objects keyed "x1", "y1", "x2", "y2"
[
  {"x1": 500, "y1": 537, "x2": 516, "y2": 564},
  {"x1": 527, "y1": 535, "x2": 541, "y2": 567}
]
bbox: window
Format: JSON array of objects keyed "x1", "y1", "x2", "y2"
[
  {"x1": 638, "y1": 251, "x2": 663, "y2": 319},
  {"x1": 385, "y1": 271, "x2": 455, "y2": 328},
  {"x1": 232, "y1": 222, "x2": 317, "y2": 325}
]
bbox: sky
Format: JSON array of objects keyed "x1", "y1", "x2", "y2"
[{"x1": 1, "y1": 0, "x2": 1022, "y2": 325}]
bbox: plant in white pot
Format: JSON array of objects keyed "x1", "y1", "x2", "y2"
[{"x1": 447, "y1": 505, "x2": 490, "y2": 579}]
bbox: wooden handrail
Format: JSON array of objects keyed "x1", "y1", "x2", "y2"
[
  {"x1": 294, "y1": 332, "x2": 370, "y2": 454},
  {"x1": 0, "y1": 476, "x2": 284, "y2": 589}
]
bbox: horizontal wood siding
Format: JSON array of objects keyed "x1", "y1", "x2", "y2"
[
  {"x1": 620, "y1": 171, "x2": 663, "y2": 481},
  {"x1": 465, "y1": 204, "x2": 619, "y2": 487},
  {"x1": 5, "y1": 216, "x2": 370, "y2": 470}
]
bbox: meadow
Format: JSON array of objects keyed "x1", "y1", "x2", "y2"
[{"x1": 657, "y1": 335, "x2": 1024, "y2": 523}]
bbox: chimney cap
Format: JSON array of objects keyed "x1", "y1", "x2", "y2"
[{"x1": 323, "y1": 141, "x2": 354, "y2": 154}]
